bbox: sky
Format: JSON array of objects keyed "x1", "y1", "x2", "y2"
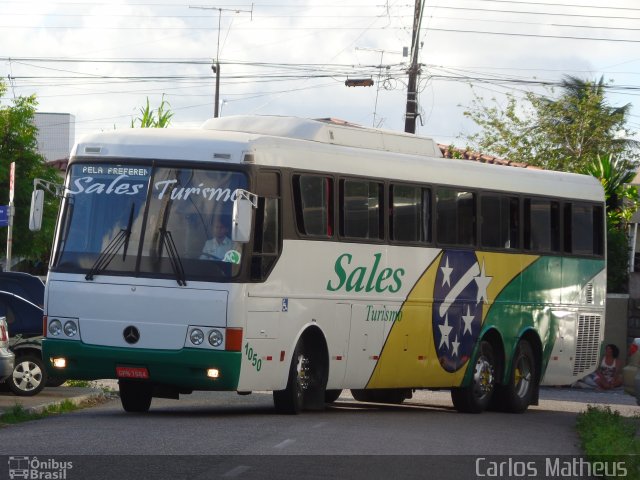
[{"x1": 1, "y1": 0, "x2": 640, "y2": 149}]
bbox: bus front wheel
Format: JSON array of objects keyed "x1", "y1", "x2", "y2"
[
  {"x1": 119, "y1": 380, "x2": 152, "y2": 413},
  {"x1": 451, "y1": 340, "x2": 496, "y2": 413},
  {"x1": 274, "y1": 337, "x2": 326, "y2": 414}
]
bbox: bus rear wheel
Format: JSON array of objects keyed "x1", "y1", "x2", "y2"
[
  {"x1": 119, "y1": 380, "x2": 152, "y2": 413},
  {"x1": 496, "y1": 340, "x2": 536, "y2": 413},
  {"x1": 451, "y1": 340, "x2": 496, "y2": 413}
]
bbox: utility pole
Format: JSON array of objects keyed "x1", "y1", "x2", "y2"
[
  {"x1": 189, "y1": 4, "x2": 253, "y2": 117},
  {"x1": 404, "y1": 0, "x2": 425, "y2": 134}
]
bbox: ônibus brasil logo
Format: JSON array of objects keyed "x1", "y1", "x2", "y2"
[{"x1": 8, "y1": 456, "x2": 73, "y2": 479}]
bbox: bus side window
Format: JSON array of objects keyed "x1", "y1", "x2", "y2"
[
  {"x1": 481, "y1": 195, "x2": 519, "y2": 249},
  {"x1": 251, "y1": 197, "x2": 280, "y2": 280},
  {"x1": 524, "y1": 198, "x2": 560, "y2": 252},
  {"x1": 565, "y1": 202, "x2": 603, "y2": 256},
  {"x1": 593, "y1": 205, "x2": 605, "y2": 256},
  {"x1": 293, "y1": 175, "x2": 333, "y2": 237},
  {"x1": 341, "y1": 179, "x2": 383, "y2": 240},
  {"x1": 390, "y1": 184, "x2": 431, "y2": 243},
  {"x1": 436, "y1": 187, "x2": 476, "y2": 246}
]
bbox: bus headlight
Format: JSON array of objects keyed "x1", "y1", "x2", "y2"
[
  {"x1": 190, "y1": 328, "x2": 204, "y2": 345},
  {"x1": 64, "y1": 320, "x2": 78, "y2": 337},
  {"x1": 49, "y1": 319, "x2": 63, "y2": 336},
  {"x1": 208, "y1": 329, "x2": 223, "y2": 347}
]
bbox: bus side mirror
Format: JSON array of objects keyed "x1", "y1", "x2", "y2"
[
  {"x1": 232, "y1": 195, "x2": 253, "y2": 243},
  {"x1": 29, "y1": 189, "x2": 45, "y2": 232}
]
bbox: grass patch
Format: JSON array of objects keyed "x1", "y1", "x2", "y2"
[
  {"x1": 63, "y1": 379, "x2": 93, "y2": 388},
  {"x1": 576, "y1": 405, "x2": 640, "y2": 480},
  {"x1": 63, "y1": 380, "x2": 116, "y2": 394},
  {"x1": 0, "y1": 400, "x2": 79, "y2": 425}
]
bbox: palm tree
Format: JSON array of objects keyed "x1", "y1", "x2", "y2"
[
  {"x1": 536, "y1": 76, "x2": 638, "y2": 171},
  {"x1": 582, "y1": 154, "x2": 638, "y2": 221},
  {"x1": 131, "y1": 94, "x2": 173, "y2": 128}
]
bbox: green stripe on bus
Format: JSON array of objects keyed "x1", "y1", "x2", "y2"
[{"x1": 467, "y1": 256, "x2": 605, "y2": 386}]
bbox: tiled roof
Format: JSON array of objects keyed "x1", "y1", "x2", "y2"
[
  {"x1": 47, "y1": 158, "x2": 68, "y2": 171},
  {"x1": 438, "y1": 144, "x2": 540, "y2": 169}
]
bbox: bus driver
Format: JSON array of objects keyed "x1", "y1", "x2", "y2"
[{"x1": 200, "y1": 220, "x2": 233, "y2": 260}]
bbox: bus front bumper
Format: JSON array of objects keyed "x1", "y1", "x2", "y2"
[{"x1": 42, "y1": 338, "x2": 241, "y2": 391}]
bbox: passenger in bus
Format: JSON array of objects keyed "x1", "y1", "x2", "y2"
[
  {"x1": 573, "y1": 343, "x2": 623, "y2": 390},
  {"x1": 200, "y1": 220, "x2": 233, "y2": 260}
]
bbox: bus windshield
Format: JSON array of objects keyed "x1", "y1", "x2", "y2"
[{"x1": 53, "y1": 162, "x2": 249, "y2": 281}]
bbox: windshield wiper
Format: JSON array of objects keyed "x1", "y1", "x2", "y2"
[
  {"x1": 85, "y1": 204, "x2": 135, "y2": 281},
  {"x1": 159, "y1": 228, "x2": 187, "y2": 286}
]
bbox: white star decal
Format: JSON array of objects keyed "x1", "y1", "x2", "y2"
[
  {"x1": 438, "y1": 315, "x2": 453, "y2": 350},
  {"x1": 474, "y1": 259, "x2": 493, "y2": 304},
  {"x1": 451, "y1": 335, "x2": 460, "y2": 357},
  {"x1": 440, "y1": 256, "x2": 453, "y2": 287},
  {"x1": 462, "y1": 305, "x2": 475, "y2": 335}
]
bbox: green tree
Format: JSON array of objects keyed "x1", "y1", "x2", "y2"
[
  {"x1": 583, "y1": 154, "x2": 639, "y2": 226},
  {"x1": 0, "y1": 80, "x2": 60, "y2": 267},
  {"x1": 463, "y1": 76, "x2": 639, "y2": 172},
  {"x1": 130, "y1": 94, "x2": 173, "y2": 128},
  {"x1": 582, "y1": 154, "x2": 639, "y2": 292}
]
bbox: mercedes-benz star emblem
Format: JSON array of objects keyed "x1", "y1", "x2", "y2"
[{"x1": 123, "y1": 326, "x2": 140, "y2": 344}]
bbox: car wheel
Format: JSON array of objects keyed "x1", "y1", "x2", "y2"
[{"x1": 9, "y1": 354, "x2": 48, "y2": 396}]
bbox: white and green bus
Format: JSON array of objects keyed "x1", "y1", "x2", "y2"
[{"x1": 37, "y1": 115, "x2": 606, "y2": 414}]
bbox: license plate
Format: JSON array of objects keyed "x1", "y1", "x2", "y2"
[{"x1": 116, "y1": 366, "x2": 149, "y2": 379}]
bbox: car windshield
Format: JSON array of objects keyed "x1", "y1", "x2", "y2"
[{"x1": 53, "y1": 162, "x2": 248, "y2": 281}]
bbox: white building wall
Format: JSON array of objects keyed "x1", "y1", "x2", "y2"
[{"x1": 34, "y1": 112, "x2": 75, "y2": 161}]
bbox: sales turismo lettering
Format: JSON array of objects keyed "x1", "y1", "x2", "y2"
[
  {"x1": 475, "y1": 457, "x2": 628, "y2": 478},
  {"x1": 326, "y1": 253, "x2": 405, "y2": 293}
]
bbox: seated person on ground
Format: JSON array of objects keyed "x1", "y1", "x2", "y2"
[{"x1": 574, "y1": 343, "x2": 623, "y2": 390}]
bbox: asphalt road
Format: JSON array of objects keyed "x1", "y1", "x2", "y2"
[{"x1": 0, "y1": 386, "x2": 636, "y2": 479}]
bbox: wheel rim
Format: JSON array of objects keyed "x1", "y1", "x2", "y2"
[
  {"x1": 514, "y1": 353, "x2": 532, "y2": 398},
  {"x1": 13, "y1": 360, "x2": 43, "y2": 392},
  {"x1": 295, "y1": 353, "x2": 311, "y2": 402},
  {"x1": 472, "y1": 355, "x2": 494, "y2": 401}
]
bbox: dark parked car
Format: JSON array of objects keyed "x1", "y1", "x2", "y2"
[{"x1": 0, "y1": 272, "x2": 65, "y2": 395}]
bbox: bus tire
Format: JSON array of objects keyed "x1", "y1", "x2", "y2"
[
  {"x1": 498, "y1": 340, "x2": 536, "y2": 413},
  {"x1": 451, "y1": 340, "x2": 496, "y2": 413},
  {"x1": 273, "y1": 342, "x2": 308, "y2": 414},
  {"x1": 325, "y1": 389, "x2": 342, "y2": 404},
  {"x1": 119, "y1": 380, "x2": 152, "y2": 413}
]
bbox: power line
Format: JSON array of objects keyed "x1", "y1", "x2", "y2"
[
  {"x1": 474, "y1": 0, "x2": 640, "y2": 12},
  {"x1": 425, "y1": 27, "x2": 640, "y2": 43}
]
